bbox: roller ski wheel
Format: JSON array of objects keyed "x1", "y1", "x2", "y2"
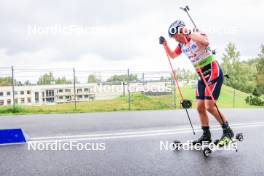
[
  {"x1": 173, "y1": 140, "x2": 182, "y2": 150},
  {"x1": 235, "y1": 133, "x2": 243, "y2": 142},
  {"x1": 203, "y1": 147, "x2": 212, "y2": 157}
]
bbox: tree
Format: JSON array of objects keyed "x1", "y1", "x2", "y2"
[
  {"x1": 173, "y1": 68, "x2": 197, "y2": 80},
  {"x1": 107, "y1": 74, "x2": 138, "y2": 82},
  {"x1": 24, "y1": 80, "x2": 32, "y2": 85},
  {"x1": 37, "y1": 72, "x2": 72, "y2": 85},
  {"x1": 252, "y1": 88, "x2": 261, "y2": 97},
  {"x1": 0, "y1": 77, "x2": 31, "y2": 86},
  {"x1": 17, "y1": 81, "x2": 23, "y2": 86},
  {"x1": 0, "y1": 77, "x2": 13, "y2": 86},
  {"x1": 256, "y1": 45, "x2": 264, "y2": 94},
  {"x1": 221, "y1": 42, "x2": 252, "y2": 93},
  {"x1": 37, "y1": 72, "x2": 55, "y2": 85},
  {"x1": 55, "y1": 76, "x2": 72, "y2": 84},
  {"x1": 160, "y1": 76, "x2": 165, "y2": 81},
  {"x1": 256, "y1": 44, "x2": 264, "y2": 72},
  {"x1": 221, "y1": 42, "x2": 240, "y2": 87},
  {"x1": 88, "y1": 74, "x2": 99, "y2": 83}
]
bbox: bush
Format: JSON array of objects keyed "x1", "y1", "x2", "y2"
[
  {"x1": 0, "y1": 106, "x2": 25, "y2": 114},
  {"x1": 252, "y1": 88, "x2": 261, "y2": 97},
  {"x1": 245, "y1": 95, "x2": 264, "y2": 106},
  {"x1": 245, "y1": 87, "x2": 264, "y2": 106}
]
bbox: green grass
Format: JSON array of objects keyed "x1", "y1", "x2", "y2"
[
  {"x1": 217, "y1": 86, "x2": 252, "y2": 108},
  {"x1": 0, "y1": 85, "x2": 262, "y2": 116}
]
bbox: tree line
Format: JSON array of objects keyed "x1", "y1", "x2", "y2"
[{"x1": 221, "y1": 43, "x2": 264, "y2": 95}]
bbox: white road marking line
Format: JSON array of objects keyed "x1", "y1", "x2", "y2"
[{"x1": 29, "y1": 122, "x2": 264, "y2": 143}]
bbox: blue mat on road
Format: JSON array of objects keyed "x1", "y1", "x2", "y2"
[{"x1": 0, "y1": 128, "x2": 29, "y2": 144}]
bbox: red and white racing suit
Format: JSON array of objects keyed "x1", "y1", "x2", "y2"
[{"x1": 174, "y1": 33, "x2": 224, "y2": 100}]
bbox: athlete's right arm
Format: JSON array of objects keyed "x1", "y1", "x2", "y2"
[{"x1": 163, "y1": 41, "x2": 182, "y2": 59}]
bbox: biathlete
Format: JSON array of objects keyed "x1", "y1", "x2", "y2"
[{"x1": 159, "y1": 20, "x2": 234, "y2": 146}]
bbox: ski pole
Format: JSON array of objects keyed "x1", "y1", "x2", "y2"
[
  {"x1": 196, "y1": 67, "x2": 225, "y2": 124},
  {"x1": 180, "y1": 6, "x2": 197, "y2": 29},
  {"x1": 165, "y1": 53, "x2": 196, "y2": 135},
  {"x1": 180, "y1": 5, "x2": 225, "y2": 124},
  {"x1": 180, "y1": 6, "x2": 217, "y2": 55}
]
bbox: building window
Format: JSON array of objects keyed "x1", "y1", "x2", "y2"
[
  {"x1": 27, "y1": 98, "x2": 31, "y2": 103},
  {"x1": 27, "y1": 90, "x2": 31, "y2": 95},
  {"x1": 65, "y1": 89, "x2": 71, "y2": 93},
  {"x1": 77, "y1": 89, "x2": 82, "y2": 93},
  {"x1": 20, "y1": 91, "x2": 24, "y2": 95},
  {"x1": 20, "y1": 98, "x2": 25, "y2": 104},
  {"x1": 89, "y1": 95, "x2": 95, "y2": 101},
  {"x1": 7, "y1": 99, "x2": 11, "y2": 105},
  {"x1": 84, "y1": 95, "x2": 89, "y2": 99},
  {"x1": 7, "y1": 91, "x2": 11, "y2": 96},
  {"x1": 0, "y1": 92, "x2": 3, "y2": 96},
  {"x1": 35, "y1": 92, "x2": 39, "y2": 103},
  {"x1": 46, "y1": 98, "x2": 54, "y2": 103},
  {"x1": 0, "y1": 100, "x2": 4, "y2": 105},
  {"x1": 65, "y1": 96, "x2": 71, "y2": 100},
  {"x1": 84, "y1": 88, "x2": 90, "y2": 92},
  {"x1": 46, "y1": 90, "x2": 54, "y2": 97},
  {"x1": 59, "y1": 96, "x2": 63, "y2": 100},
  {"x1": 77, "y1": 95, "x2": 83, "y2": 99},
  {"x1": 58, "y1": 89, "x2": 63, "y2": 93}
]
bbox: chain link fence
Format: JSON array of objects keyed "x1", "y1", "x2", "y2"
[{"x1": 0, "y1": 66, "x2": 242, "y2": 113}]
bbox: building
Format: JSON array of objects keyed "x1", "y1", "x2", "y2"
[
  {"x1": 0, "y1": 80, "x2": 194, "y2": 106},
  {"x1": 0, "y1": 84, "x2": 96, "y2": 106}
]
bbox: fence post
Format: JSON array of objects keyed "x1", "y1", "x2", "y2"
[
  {"x1": 127, "y1": 69, "x2": 131, "y2": 111},
  {"x1": 142, "y1": 72, "x2": 145, "y2": 86},
  {"x1": 233, "y1": 88, "x2": 236, "y2": 108},
  {"x1": 122, "y1": 82, "x2": 125, "y2": 96},
  {"x1": 142, "y1": 72, "x2": 145, "y2": 95},
  {"x1": 11, "y1": 66, "x2": 15, "y2": 108},
  {"x1": 172, "y1": 72, "x2": 176, "y2": 108},
  {"x1": 73, "y1": 68, "x2": 77, "y2": 110}
]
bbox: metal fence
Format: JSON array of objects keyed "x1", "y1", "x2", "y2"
[{"x1": 0, "y1": 66, "x2": 240, "y2": 111}]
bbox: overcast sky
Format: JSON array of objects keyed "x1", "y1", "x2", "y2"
[{"x1": 0, "y1": 0, "x2": 263, "y2": 72}]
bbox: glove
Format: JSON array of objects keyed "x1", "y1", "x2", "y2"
[{"x1": 159, "y1": 36, "x2": 166, "y2": 45}]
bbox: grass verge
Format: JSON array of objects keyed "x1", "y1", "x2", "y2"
[{"x1": 0, "y1": 85, "x2": 262, "y2": 116}]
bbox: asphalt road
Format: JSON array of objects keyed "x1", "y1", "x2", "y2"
[{"x1": 0, "y1": 109, "x2": 264, "y2": 176}]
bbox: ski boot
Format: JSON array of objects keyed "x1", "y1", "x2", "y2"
[
  {"x1": 217, "y1": 127, "x2": 234, "y2": 147},
  {"x1": 192, "y1": 127, "x2": 212, "y2": 145}
]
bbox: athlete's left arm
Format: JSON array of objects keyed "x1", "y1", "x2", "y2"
[{"x1": 189, "y1": 32, "x2": 209, "y2": 46}]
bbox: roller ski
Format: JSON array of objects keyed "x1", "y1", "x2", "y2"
[
  {"x1": 172, "y1": 133, "x2": 243, "y2": 157},
  {"x1": 172, "y1": 128, "x2": 212, "y2": 151},
  {"x1": 203, "y1": 128, "x2": 244, "y2": 157}
]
